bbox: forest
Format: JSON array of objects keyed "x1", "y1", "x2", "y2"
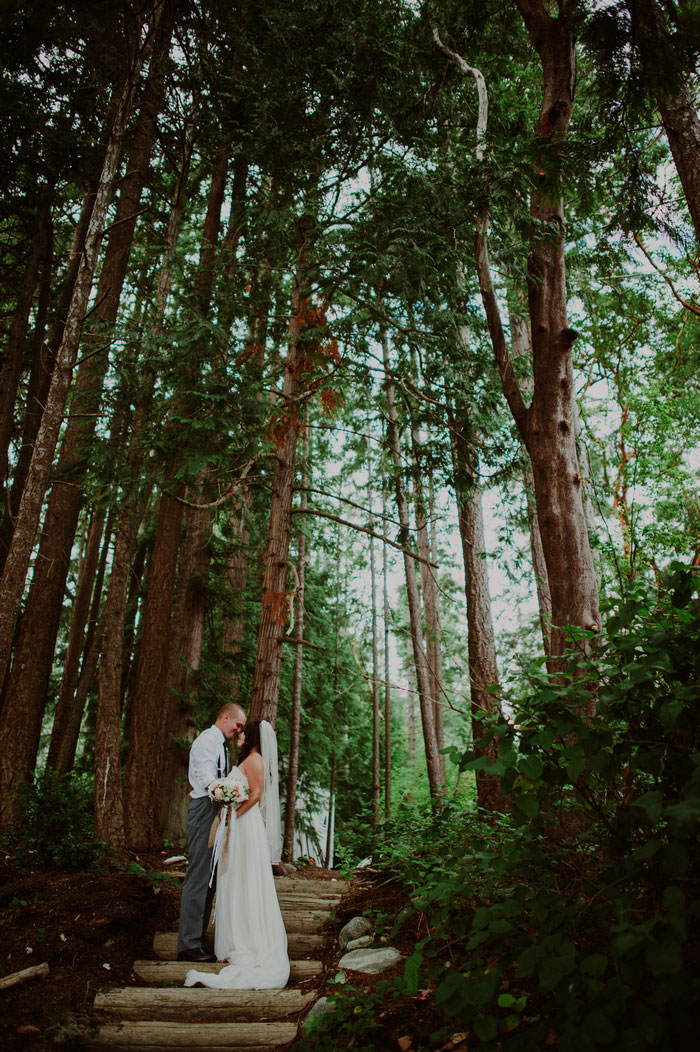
[{"x1": 1, "y1": 0, "x2": 699, "y2": 1048}]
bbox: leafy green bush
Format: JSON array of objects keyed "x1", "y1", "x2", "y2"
[
  {"x1": 8, "y1": 769, "x2": 108, "y2": 872},
  {"x1": 299, "y1": 566, "x2": 700, "y2": 1051}
]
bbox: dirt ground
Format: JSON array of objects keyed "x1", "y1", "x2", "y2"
[
  {"x1": 0, "y1": 853, "x2": 390, "y2": 1051},
  {"x1": 0, "y1": 851, "x2": 185, "y2": 1051}
]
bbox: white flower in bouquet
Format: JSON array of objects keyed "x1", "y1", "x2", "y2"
[{"x1": 207, "y1": 771, "x2": 249, "y2": 807}]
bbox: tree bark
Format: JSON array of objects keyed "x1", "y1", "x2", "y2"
[
  {"x1": 411, "y1": 421, "x2": 445, "y2": 781},
  {"x1": 382, "y1": 334, "x2": 443, "y2": 800},
  {"x1": 368, "y1": 431, "x2": 382, "y2": 829},
  {"x1": 0, "y1": 190, "x2": 90, "y2": 578},
  {"x1": 282, "y1": 416, "x2": 309, "y2": 861},
  {"x1": 94, "y1": 108, "x2": 195, "y2": 851},
  {"x1": 512, "y1": 0, "x2": 600, "y2": 666},
  {"x1": 627, "y1": 0, "x2": 700, "y2": 242},
  {"x1": 123, "y1": 146, "x2": 228, "y2": 851},
  {"x1": 448, "y1": 415, "x2": 504, "y2": 812},
  {"x1": 46, "y1": 509, "x2": 106, "y2": 774},
  {"x1": 381, "y1": 441, "x2": 391, "y2": 816},
  {"x1": 0, "y1": 14, "x2": 159, "y2": 824},
  {"x1": 249, "y1": 217, "x2": 316, "y2": 724},
  {"x1": 0, "y1": 189, "x2": 53, "y2": 486}
]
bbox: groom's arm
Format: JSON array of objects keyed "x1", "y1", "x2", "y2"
[{"x1": 188, "y1": 729, "x2": 221, "y2": 797}]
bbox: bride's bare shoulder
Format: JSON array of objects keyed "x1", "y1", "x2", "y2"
[{"x1": 240, "y1": 751, "x2": 264, "y2": 776}]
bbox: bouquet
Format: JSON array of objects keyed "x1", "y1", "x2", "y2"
[{"x1": 207, "y1": 771, "x2": 249, "y2": 807}]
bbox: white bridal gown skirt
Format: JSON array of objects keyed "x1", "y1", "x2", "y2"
[{"x1": 184, "y1": 802, "x2": 289, "y2": 990}]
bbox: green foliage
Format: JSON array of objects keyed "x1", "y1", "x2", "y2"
[
  {"x1": 300, "y1": 568, "x2": 700, "y2": 1050},
  {"x1": 6, "y1": 769, "x2": 108, "y2": 872}
]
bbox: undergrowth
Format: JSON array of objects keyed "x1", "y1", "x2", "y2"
[{"x1": 300, "y1": 564, "x2": 700, "y2": 1051}]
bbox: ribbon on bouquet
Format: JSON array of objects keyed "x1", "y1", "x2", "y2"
[{"x1": 209, "y1": 804, "x2": 236, "y2": 887}]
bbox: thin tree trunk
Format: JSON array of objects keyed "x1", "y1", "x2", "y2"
[
  {"x1": 282, "y1": 415, "x2": 309, "y2": 862},
  {"x1": 0, "y1": 15, "x2": 159, "y2": 824},
  {"x1": 0, "y1": 190, "x2": 53, "y2": 484},
  {"x1": 368, "y1": 430, "x2": 381, "y2": 829},
  {"x1": 46, "y1": 509, "x2": 106, "y2": 774},
  {"x1": 381, "y1": 441, "x2": 391, "y2": 816},
  {"x1": 448, "y1": 415, "x2": 504, "y2": 812},
  {"x1": 411, "y1": 420, "x2": 445, "y2": 781},
  {"x1": 381, "y1": 333, "x2": 443, "y2": 800},
  {"x1": 249, "y1": 217, "x2": 316, "y2": 724},
  {"x1": 0, "y1": 190, "x2": 90, "y2": 577}
]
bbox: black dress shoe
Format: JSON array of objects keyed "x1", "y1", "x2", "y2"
[{"x1": 177, "y1": 947, "x2": 217, "y2": 963}]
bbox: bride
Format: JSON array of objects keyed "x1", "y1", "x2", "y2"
[{"x1": 184, "y1": 719, "x2": 290, "y2": 989}]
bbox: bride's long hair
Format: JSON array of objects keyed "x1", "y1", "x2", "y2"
[{"x1": 238, "y1": 720, "x2": 262, "y2": 763}]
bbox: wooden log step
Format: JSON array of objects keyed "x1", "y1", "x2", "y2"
[
  {"x1": 201, "y1": 911, "x2": 330, "y2": 934},
  {"x1": 153, "y1": 932, "x2": 321, "y2": 960},
  {"x1": 132, "y1": 959, "x2": 322, "y2": 985},
  {"x1": 94, "y1": 986, "x2": 316, "y2": 1020},
  {"x1": 273, "y1": 896, "x2": 338, "y2": 913},
  {"x1": 91, "y1": 1019, "x2": 297, "y2": 1050}
]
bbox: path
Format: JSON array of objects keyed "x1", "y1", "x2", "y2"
[{"x1": 90, "y1": 874, "x2": 345, "y2": 1050}]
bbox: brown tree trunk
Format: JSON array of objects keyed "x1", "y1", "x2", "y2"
[
  {"x1": 449, "y1": 414, "x2": 504, "y2": 812},
  {"x1": 123, "y1": 147, "x2": 228, "y2": 851},
  {"x1": 626, "y1": 0, "x2": 700, "y2": 242},
  {"x1": 0, "y1": 190, "x2": 53, "y2": 485},
  {"x1": 382, "y1": 333, "x2": 443, "y2": 800},
  {"x1": 382, "y1": 444, "x2": 391, "y2": 816},
  {"x1": 0, "y1": 190, "x2": 90, "y2": 578},
  {"x1": 368, "y1": 437, "x2": 382, "y2": 829},
  {"x1": 0, "y1": 19, "x2": 158, "y2": 824},
  {"x1": 512, "y1": 0, "x2": 600, "y2": 665},
  {"x1": 46, "y1": 509, "x2": 106, "y2": 774},
  {"x1": 411, "y1": 421, "x2": 445, "y2": 782},
  {"x1": 158, "y1": 494, "x2": 213, "y2": 845},
  {"x1": 94, "y1": 110, "x2": 195, "y2": 851},
  {"x1": 282, "y1": 417, "x2": 309, "y2": 861},
  {"x1": 249, "y1": 218, "x2": 316, "y2": 724},
  {"x1": 510, "y1": 309, "x2": 553, "y2": 656}
]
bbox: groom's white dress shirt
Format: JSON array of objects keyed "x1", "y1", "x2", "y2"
[{"x1": 188, "y1": 725, "x2": 227, "y2": 799}]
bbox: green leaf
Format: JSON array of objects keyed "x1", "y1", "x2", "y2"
[
  {"x1": 474, "y1": 1014, "x2": 498, "y2": 1040},
  {"x1": 632, "y1": 790, "x2": 664, "y2": 823}
]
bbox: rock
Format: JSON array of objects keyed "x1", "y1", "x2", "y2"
[
  {"x1": 304, "y1": 997, "x2": 336, "y2": 1026},
  {"x1": 338, "y1": 916, "x2": 373, "y2": 949},
  {"x1": 345, "y1": 935, "x2": 374, "y2": 951},
  {"x1": 338, "y1": 947, "x2": 402, "y2": 974}
]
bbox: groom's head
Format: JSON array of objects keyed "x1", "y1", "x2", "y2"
[{"x1": 216, "y1": 703, "x2": 246, "y2": 740}]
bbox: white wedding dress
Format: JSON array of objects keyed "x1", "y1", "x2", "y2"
[{"x1": 184, "y1": 766, "x2": 289, "y2": 990}]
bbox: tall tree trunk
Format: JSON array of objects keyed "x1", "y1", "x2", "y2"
[
  {"x1": 0, "y1": 15, "x2": 160, "y2": 824},
  {"x1": 0, "y1": 190, "x2": 90, "y2": 577},
  {"x1": 46, "y1": 509, "x2": 106, "y2": 774},
  {"x1": 0, "y1": 189, "x2": 53, "y2": 485},
  {"x1": 411, "y1": 421, "x2": 445, "y2": 781},
  {"x1": 512, "y1": 0, "x2": 600, "y2": 666},
  {"x1": 158, "y1": 495, "x2": 212, "y2": 844},
  {"x1": 382, "y1": 333, "x2": 443, "y2": 800},
  {"x1": 249, "y1": 217, "x2": 316, "y2": 724},
  {"x1": 510, "y1": 308, "x2": 553, "y2": 656},
  {"x1": 93, "y1": 117, "x2": 194, "y2": 852},
  {"x1": 626, "y1": 0, "x2": 700, "y2": 242},
  {"x1": 123, "y1": 146, "x2": 228, "y2": 850},
  {"x1": 368, "y1": 433, "x2": 382, "y2": 830},
  {"x1": 448, "y1": 412, "x2": 504, "y2": 812},
  {"x1": 282, "y1": 416, "x2": 309, "y2": 861},
  {"x1": 382, "y1": 443, "x2": 391, "y2": 816}
]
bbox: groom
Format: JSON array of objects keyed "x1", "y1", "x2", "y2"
[{"x1": 177, "y1": 702, "x2": 246, "y2": 962}]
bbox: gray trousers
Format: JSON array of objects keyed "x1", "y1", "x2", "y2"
[{"x1": 177, "y1": 795, "x2": 217, "y2": 954}]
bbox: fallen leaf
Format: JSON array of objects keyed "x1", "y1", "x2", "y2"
[
  {"x1": 397, "y1": 1037, "x2": 412, "y2": 1052},
  {"x1": 17, "y1": 1026, "x2": 40, "y2": 1034}
]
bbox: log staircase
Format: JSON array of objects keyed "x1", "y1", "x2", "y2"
[{"x1": 91, "y1": 875, "x2": 344, "y2": 1051}]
